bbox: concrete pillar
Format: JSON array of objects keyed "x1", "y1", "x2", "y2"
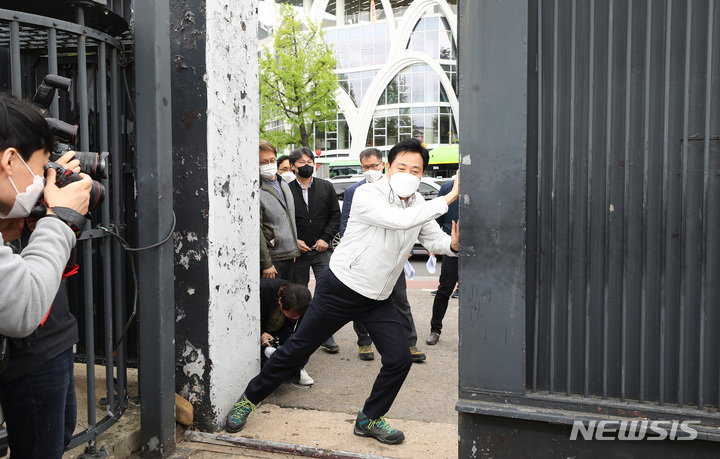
[{"x1": 170, "y1": 0, "x2": 260, "y2": 432}]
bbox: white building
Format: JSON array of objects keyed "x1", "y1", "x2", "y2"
[{"x1": 260, "y1": 0, "x2": 459, "y2": 177}]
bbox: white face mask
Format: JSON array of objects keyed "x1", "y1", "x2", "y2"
[
  {"x1": 0, "y1": 155, "x2": 45, "y2": 219},
  {"x1": 389, "y1": 172, "x2": 420, "y2": 198},
  {"x1": 280, "y1": 171, "x2": 296, "y2": 183},
  {"x1": 260, "y1": 162, "x2": 278, "y2": 179},
  {"x1": 363, "y1": 169, "x2": 382, "y2": 183}
]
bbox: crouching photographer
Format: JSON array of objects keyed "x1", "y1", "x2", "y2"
[
  {"x1": 0, "y1": 93, "x2": 91, "y2": 458},
  {"x1": 258, "y1": 279, "x2": 314, "y2": 387}
]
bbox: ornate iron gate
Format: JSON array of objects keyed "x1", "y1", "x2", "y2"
[{"x1": 1, "y1": 2, "x2": 134, "y2": 455}]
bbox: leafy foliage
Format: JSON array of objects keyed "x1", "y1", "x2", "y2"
[{"x1": 259, "y1": 5, "x2": 339, "y2": 149}]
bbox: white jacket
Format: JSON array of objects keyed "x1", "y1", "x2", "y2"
[{"x1": 330, "y1": 176, "x2": 456, "y2": 300}]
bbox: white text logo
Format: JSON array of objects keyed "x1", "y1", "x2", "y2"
[{"x1": 569, "y1": 420, "x2": 699, "y2": 441}]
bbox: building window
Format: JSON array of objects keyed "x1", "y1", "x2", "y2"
[
  {"x1": 407, "y1": 14, "x2": 457, "y2": 61},
  {"x1": 378, "y1": 64, "x2": 455, "y2": 107},
  {"x1": 338, "y1": 70, "x2": 377, "y2": 107},
  {"x1": 326, "y1": 22, "x2": 389, "y2": 69},
  {"x1": 367, "y1": 106, "x2": 456, "y2": 148},
  {"x1": 314, "y1": 113, "x2": 351, "y2": 152}
]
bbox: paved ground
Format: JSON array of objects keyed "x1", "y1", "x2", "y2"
[
  {"x1": 62, "y1": 257, "x2": 460, "y2": 458},
  {"x1": 196, "y1": 269, "x2": 461, "y2": 458}
]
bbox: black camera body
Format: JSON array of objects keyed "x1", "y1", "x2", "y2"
[
  {"x1": 28, "y1": 74, "x2": 109, "y2": 220},
  {"x1": 267, "y1": 337, "x2": 281, "y2": 348}
]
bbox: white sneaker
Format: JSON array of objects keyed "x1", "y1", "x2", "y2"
[{"x1": 298, "y1": 368, "x2": 314, "y2": 386}]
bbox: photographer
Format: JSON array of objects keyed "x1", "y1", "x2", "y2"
[
  {"x1": 259, "y1": 278, "x2": 313, "y2": 386},
  {"x1": 0, "y1": 93, "x2": 91, "y2": 458},
  {"x1": 0, "y1": 93, "x2": 91, "y2": 337}
]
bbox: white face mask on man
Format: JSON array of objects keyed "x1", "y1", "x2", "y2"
[
  {"x1": 388, "y1": 172, "x2": 420, "y2": 198},
  {"x1": 280, "y1": 171, "x2": 296, "y2": 183},
  {"x1": 363, "y1": 169, "x2": 382, "y2": 183},
  {"x1": 0, "y1": 154, "x2": 45, "y2": 219},
  {"x1": 259, "y1": 162, "x2": 278, "y2": 179}
]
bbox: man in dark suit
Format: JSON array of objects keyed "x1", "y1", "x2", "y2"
[{"x1": 288, "y1": 147, "x2": 341, "y2": 352}]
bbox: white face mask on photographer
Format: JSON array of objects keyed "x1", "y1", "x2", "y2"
[
  {"x1": 0, "y1": 154, "x2": 45, "y2": 219},
  {"x1": 389, "y1": 172, "x2": 420, "y2": 198},
  {"x1": 363, "y1": 169, "x2": 382, "y2": 183},
  {"x1": 259, "y1": 162, "x2": 278, "y2": 179}
]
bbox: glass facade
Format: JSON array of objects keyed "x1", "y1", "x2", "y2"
[
  {"x1": 326, "y1": 23, "x2": 389, "y2": 69},
  {"x1": 338, "y1": 70, "x2": 378, "y2": 107},
  {"x1": 264, "y1": 1, "x2": 459, "y2": 160},
  {"x1": 407, "y1": 15, "x2": 457, "y2": 60},
  {"x1": 367, "y1": 106, "x2": 456, "y2": 148},
  {"x1": 313, "y1": 113, "x2": 351, "y2": 153},
  {"x1": 377, "y1": 64, "x2": 451, "y2": 105}
]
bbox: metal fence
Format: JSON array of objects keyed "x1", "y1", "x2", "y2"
[
  {"x1": 529, "y1": 0, "x2": 719, "y2": 416},
  {"x1": 0, "y1": 3, "x2": 133, "y2": 454}
]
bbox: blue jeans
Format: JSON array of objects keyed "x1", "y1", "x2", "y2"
[{"x1": 0, "y1": 347, "x2": 77, "y2": 459}]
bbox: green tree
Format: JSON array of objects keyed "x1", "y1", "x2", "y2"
[{"x1": 259, "y1": 5, "x2": 338, "y2": 149}]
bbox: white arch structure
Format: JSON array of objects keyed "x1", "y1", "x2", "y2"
[{"x1": 295, "y1": 0, "x2": 459, "y2": 156}]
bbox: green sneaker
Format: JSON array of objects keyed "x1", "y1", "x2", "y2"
[
  {"x1": 358, "y1": 345, "x2": 375, "y2": 361},
  {"x1": 225, "y1": 393, "x2": 256, "y2": 433},
  {"x1": 409, "y1": 346, "x2": 426, "y2": 363},
  {"x1": 353, "y1": 410, "x2": 405, "y2": 445}
]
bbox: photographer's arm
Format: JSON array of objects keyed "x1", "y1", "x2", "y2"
[{"x1": 0, "y1": 217, "x2": 76, "y2": 337}]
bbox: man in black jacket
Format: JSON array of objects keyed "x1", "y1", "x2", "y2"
[
  {"x1": 259, "y1": 278, "x2": 313, "y2": 385},
  {"x1": 288, "y1": 147, "x2": 341, "y2": 352}
]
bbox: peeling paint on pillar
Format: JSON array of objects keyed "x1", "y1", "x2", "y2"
[
  {"x1": 206, "y1": 0, "x2": 260, "y2": 430},
  {"x1": 171, "y1": 0, "x2": 258, "y2": 432}
]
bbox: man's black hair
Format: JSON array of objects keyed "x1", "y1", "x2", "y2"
[
  {"x1": 0, "y1": 93, "x2": 54, "y2": 161},
  {"x1": 359, "y1": 147, "x2": 382, "y2": 163},
  {"x1": 289, "y1": 147, "x2": 314, "y2": 165},
  {"x1": 387, "y1": 138, "x2": 429, "y2": 170},
  {"x1": 277, "y1": 154, "x2": 291, "y2": 165},
  {"x1": 279, "y1": 283, "x2": 312, "y2": 315}
]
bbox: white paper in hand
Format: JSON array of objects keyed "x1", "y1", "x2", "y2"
[
  {"x1": 426, "y1": 253, "x2": 437, "y2": 274},
  {"x1": 404, "y1": 259, "x2": 415, "y2": 280}
]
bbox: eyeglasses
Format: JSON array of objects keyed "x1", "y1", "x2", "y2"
[
  {"x1": 259, "y1": 158, "x2": 277, "y2": 166},
  {"x1": 361, "y1": 162, "x2": 383, "y2": 171},
  {"x1": 280, "y1": 303, "x2": 302, "y2": 320},
  {"x1": 278, "y1": 167, "x2": 292, "y2": 173},
  {"x1": 294, "y1": 160, "x2": 313, "y2": 167}
]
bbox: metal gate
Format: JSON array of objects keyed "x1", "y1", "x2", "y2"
[
  {"x1": 1, "y1": 2, "x2": 134, "y2": 454},
  {"x1": 529, "y1": 0, "x2": 720, "y2": 416}
]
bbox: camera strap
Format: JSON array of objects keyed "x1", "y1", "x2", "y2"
[{"x1": 45, "y1": 206, "x2": 87, "y2": 239}]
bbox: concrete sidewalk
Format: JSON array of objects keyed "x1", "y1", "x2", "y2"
[
  {"x1": 181, "y1": 285, "x2": 460, "y2": 458},
  {"x1": 63, "y1": 277, "x2": 460, "y2": 458}
]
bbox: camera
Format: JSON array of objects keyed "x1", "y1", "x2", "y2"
[
  {"x1": 33, "y1": 74, "x2": 71, "y2": 111},
  {"x1": 263, "y1": 338, "x2": 281, "y2": 359},
  {"x1": 27, "y1": 75, "x2": 109, "y2": 220}
]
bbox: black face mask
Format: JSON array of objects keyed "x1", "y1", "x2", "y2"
[{"x1": 297, "y1": 164, "x2": 314, "y2": 178}]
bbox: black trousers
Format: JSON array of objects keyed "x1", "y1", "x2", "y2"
[
  {"x1": 273, "y1": 259, "x2": 294, "y2": 281},
  {"x1": 291, "y1": 250, "x2": 331, "y2": 287},
  {"x1": 353, "y1": 273, "x2": 418, "y2": 347},
  {"x1": 245, "y1": 269, "x2": 412, "y2": 419},
  {"x1": 430, "y1": 255, "x2": 459, "y2": 334}
]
